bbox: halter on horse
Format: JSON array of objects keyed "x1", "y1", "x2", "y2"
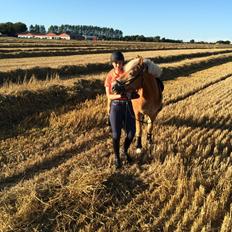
[{"x1": 114, "y1": 56, "x2": 163, "y2": 154}]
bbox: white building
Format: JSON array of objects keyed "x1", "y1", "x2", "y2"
[{"x1": 17, "y1": 32, "x2": 87, "y2": 40}]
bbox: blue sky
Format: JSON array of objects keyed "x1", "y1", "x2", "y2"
[{"x1": 0, "y1": 0, "x2": 231, "y2": 42}]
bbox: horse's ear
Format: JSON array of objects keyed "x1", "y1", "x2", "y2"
[{"x1": 138, "y1": 56, "x2": 143, "y2": 65}]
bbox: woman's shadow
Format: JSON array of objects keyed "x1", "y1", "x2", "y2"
[{"x1": 94, "y1": 172, "x2": 148, "y2": 214}]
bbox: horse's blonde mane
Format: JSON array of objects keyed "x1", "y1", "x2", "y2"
[
  {"x1": 123, "y1": 58, "x2": 140, "y2": 72},
  {"x1": 124, "y1": 57, "x2": 162, "y2": 78},
  {"x1": 144, "y1": 59, "x2": 162, "y2": 77}
]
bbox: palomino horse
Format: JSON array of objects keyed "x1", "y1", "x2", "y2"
[{"x1": 116, "y1": 56, "x2": 163, "y2": 153}]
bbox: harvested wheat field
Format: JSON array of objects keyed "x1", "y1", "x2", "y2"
[{"x1": 0, "y1": 38, "x2": 232, "y2": 231}]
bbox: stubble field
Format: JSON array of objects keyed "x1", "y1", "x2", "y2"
[{"x1": 0, "y1": 38, "x2": 231, "y2": 231}]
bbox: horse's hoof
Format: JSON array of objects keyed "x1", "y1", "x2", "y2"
[{"x1": 136, "y1": 148, "x2": 142, "y2": 154}]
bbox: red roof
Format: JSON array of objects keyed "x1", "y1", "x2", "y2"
[
  {"x1": 59, "y1": 33, "x2": 70, "y2": 37},
  {"x1": 46, "y1": 33, "x2": 57, "y2": 36}
]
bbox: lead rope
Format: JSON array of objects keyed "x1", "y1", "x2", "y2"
[{"x1": 124, "y1": 101, "x2": 128, "y2": 132}]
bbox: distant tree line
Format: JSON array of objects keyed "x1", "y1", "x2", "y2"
[
  {"x1": 0, "y1": 22, "x2": 27, "y2": 36},
  {"x1": 122, "y1": 35, "x2": 183, "y2": 43},
  {"x1": 0, "y1": 22, "x2": 123, "y2": 39},
  {"x1": 47, "y1": 24, "x2": 123, "y2": 39},
  {"x1": 122, "y1": 36, "x2": 231, "y2": 44},
  {"x1": 216, "y1": 40, "x2": 231, "y2": 44},
  {"x1": 29, "y1": 24, "x2": 46, "y2": 34}
]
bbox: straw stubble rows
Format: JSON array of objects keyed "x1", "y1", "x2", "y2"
[{"x1": 0, "y1": 44, "x2": 232, "y2": 231}]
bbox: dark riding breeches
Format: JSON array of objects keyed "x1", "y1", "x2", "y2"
[{"x1": 110, "y1": 100, "x2": 136, "y2": 155}]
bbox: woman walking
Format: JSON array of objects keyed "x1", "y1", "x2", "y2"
[{"x1": 105, "y1": 51, "x2": 138, "y2": 169}]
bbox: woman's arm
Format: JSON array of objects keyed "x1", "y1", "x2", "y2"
[{"x1": 105, "y1": 87, "x2": 122, "y2": 100}]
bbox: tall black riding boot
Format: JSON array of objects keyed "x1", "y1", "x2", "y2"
[
  {"x1": 113, "y1": 138, "x2": 122, "y2": 168},
  {"x1": 115, "y1": 154, "x2": 122, "y2": 169},
  {"x1": 123, "y1": 138, "x2": 133, "y2": 164}
]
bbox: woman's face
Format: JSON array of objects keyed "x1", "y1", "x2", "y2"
[{"x1": 112, "y1": 61, "x2": 124, "y2": 73}]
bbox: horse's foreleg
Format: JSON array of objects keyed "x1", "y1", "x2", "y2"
[
  {"x1": 147, "y1": 118, "x2": 153, "y2": 145},
  {"x1": 135, "y1": 112, "x2": 143, "y2": 154}
]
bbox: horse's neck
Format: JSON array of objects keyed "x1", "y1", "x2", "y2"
[
  {"x1": 141, "y1": 75, "x2": 161, "y2": 104},
  {"x1": 142, "y1": 74, "x2": 156, "y2": 95}
]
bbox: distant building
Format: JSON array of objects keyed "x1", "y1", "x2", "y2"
[
  {"x1": 18, "y1": 33, "x2": 35, "y2": 39},
  {"x1": 46, "y1": 33, "x2": 60, "y2": 40},
  {"x1": 59, "y1": 33, "x2": 71, "y2": 40},
  {"x1": 59, "y1": 32, "x2": 84, "y2": 40},
  {"x1": 17, "y1": 32, "x2": 86, "y2": 40},
  {"x1": 33, "y1": 34, "x2": 47, "y2": 39}
]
